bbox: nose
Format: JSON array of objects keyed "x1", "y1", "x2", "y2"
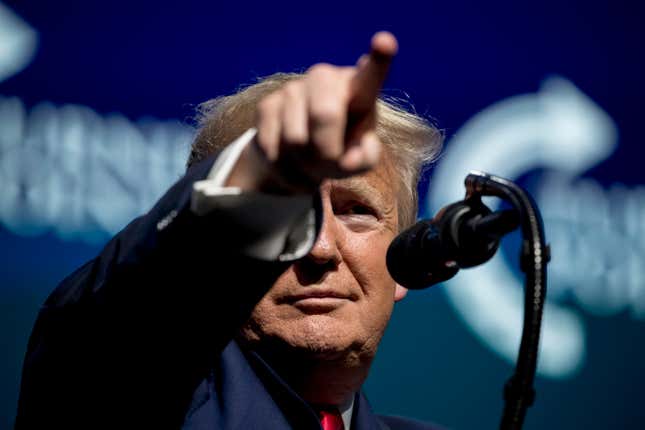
[
  {"x1": 294, "y1": 194, "x2": 342, "y2": 284},
  {"x1": 306, "y1": 209, "x2": 342, "y2": 266}
]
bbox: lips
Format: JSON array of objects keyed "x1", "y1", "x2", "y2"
[
  {"x1": 286, "y1": 290, "x2": 353, "y2": 302},
  {"x1": 281, "y1": 289, "x2": 356, "y2": 313}
]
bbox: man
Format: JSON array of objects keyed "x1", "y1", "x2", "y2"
[{"x1": 16, "y1": 32, "x2": 443, "y2": 429}]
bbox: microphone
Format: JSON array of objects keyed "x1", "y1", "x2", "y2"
[{"x1": 386, "y1": 197, "x2": 519, "y2": 290}]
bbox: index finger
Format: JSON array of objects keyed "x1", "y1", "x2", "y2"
[{"x1": 349, "y1": 31, "x2": 398, "y2": 114}]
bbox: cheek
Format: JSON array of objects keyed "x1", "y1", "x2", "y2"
[
  {"x1": 345, "y1": 237, "x2": 396, "y2": 353},
  {"x1": 239, "y1": 270, "x2": 297, "y2": 339},
  {"x1": 240, "y1": 297, "x2": 280, "y2": 342},
  {"x1": 325, "y1": 228, "x2": 397, "y2": 356},
  {"x1": 340, "y1": 232, "x2": 397, "y2": 311}
]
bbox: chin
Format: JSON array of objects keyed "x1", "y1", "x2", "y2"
[
  {"x1": 241, "y1": 313, "x2": 370, "y2": 363},
  {"x1": 287, "y1": 315, "x2": 359, "y2": 357}
]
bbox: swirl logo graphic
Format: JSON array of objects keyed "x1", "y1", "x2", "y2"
[{"x1": 425, "y1": 77, "x2": 623, "y2": 378}]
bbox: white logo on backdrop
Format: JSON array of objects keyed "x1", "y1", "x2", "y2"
[
  {"x1": 0, "y1": 2, "x2": 37, "y2": 82},
  {"x1": 427, "y1": 76, "x2": 645, "y2": 378},
  {"x1": 0, "y1": 3, "x2": 192, "y2": 243}
]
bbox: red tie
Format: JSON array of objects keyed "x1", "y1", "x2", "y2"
[{"x1": 318, "y1": 408, "x2": 345, "y2": 430}]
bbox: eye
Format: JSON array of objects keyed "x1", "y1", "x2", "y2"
[
  {"x1": 344, "y1": 204, "x2": 374, "y2": 216},
  {"x1": 334, "y1": 202, "x2": 380, "y2": 226},
  {"x1": 335, "y1": 202, "x2": 376, "y2": 217},
  {"x1": 335, "y1": 203, "x2": 379, "y2": 232}
]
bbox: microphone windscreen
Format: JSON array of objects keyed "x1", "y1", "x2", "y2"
[{"x1": 386, "y1": 220, "x2": 458, "y2": 289}]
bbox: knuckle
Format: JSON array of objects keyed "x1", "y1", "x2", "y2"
[
  {"x1": 282, "y1": 81, "x2": 303, "y2": 99},
  {"x1": 310, "y1": 102, "x2": 344, "y2": 125},
  {"x1": 320, "y1": 144, "x2": 343, "y2": 160},
  {"x1": 257, "y1": 93, "x2": 281, "y2": 116},
  {"x1": 307, "y1": 63, "x2": 335, "y2": 77},
  {"x1": 256, "y1": 130, "x2": 278, "y2": 160},
  {"x1": 256, "y1": 126, "x2": 274, "y2": 145},
  {"x1": 283, "y1": 130, "x2": 308, "y2": 146}
]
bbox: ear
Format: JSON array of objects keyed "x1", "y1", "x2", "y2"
[{"x1": 394, "y1": 283, "x2": 408, "y2": 302}]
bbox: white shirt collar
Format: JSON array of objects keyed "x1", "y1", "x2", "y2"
[{"x1": 338, "y1": 396, "x2": 355, "y2": 430}]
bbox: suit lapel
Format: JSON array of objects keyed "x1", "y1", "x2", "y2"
[
  {"x1": 352, "y1": 391, "x2": 387, "y2": 430},
  {"x1": 182, "y1": 341, "x2": 322, "y2": 430}
]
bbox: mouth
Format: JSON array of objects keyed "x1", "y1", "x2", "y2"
[{"x1": 282, "y1": 290, "x2": 355, "y2": 313}]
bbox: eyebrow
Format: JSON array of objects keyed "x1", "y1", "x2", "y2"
[{"x1": 330, "y1": 176, "x2": 394, "y2": 214}]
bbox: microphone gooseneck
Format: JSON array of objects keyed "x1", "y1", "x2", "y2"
[{"x1": 387, "y1": 171, "x2": 549, "y2": 430}]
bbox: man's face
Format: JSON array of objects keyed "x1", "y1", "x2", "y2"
[{"x1": 239, "y1": 156, "x2": 406, "y2": 363}]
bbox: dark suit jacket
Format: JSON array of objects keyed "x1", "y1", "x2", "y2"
[{"x1": 15, "y1": 156, "x2": 442, "y2": 430}]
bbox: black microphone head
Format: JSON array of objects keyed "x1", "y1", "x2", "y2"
[{"x1": 386, "y1": 219, "x2": 459, "y2": 290}]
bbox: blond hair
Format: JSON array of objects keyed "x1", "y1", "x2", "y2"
[{"x1": 187, "y1": 73, "x2": 442, "y2": 229}]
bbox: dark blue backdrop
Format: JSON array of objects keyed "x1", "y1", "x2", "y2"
[{"x1": 2, "y1": 1, "x2": 644, "y2": 428}]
